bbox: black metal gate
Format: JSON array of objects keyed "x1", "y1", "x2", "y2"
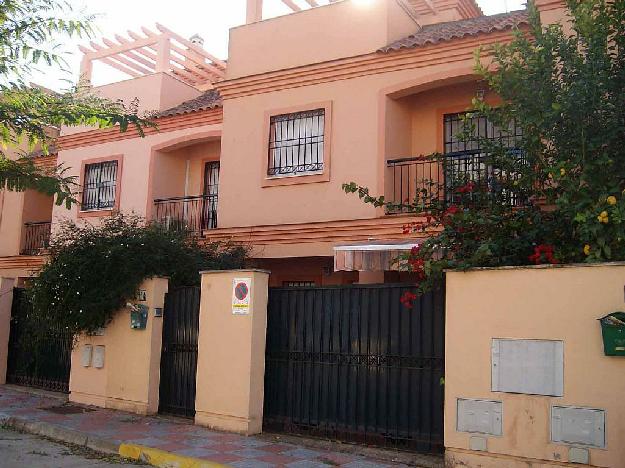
[
  {"x1": 158, "y1": 286, "x2": 200, "y2": 418},
  {"x1": 6, "y1": 288, "x2": 73, "y2": 393},
  {"x1": 263, "y1": 283, "x2": 445, "y2": 454}
]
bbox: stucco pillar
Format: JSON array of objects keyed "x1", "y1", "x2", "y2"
[
  {"x1": 0, "y1": 277, "x2": 15, "y2": 384},
  {"x1": 69, "y1": 277, "x2": 168, "y2": 415},
  {"x1": 195, "y1": 269, "x2": 270, "y2": 435}
]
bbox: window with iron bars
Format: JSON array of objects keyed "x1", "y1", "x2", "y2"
[
  {"x1": 82, "y1": 161, "x2": 118, "y2": 211},
  {"x1": 268, "y1": 108, "x2": 325, "y2": 176},
  {"x1": 444, "y1": 111, "x2": 524, "y2": 206}
]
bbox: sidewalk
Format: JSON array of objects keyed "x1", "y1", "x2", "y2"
[{"x1": 0, "y1": 386, "x2": 442, "y2": 468}]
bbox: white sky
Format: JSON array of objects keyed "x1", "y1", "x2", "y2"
[{"x1": 32, "y1": 0, "x2": 525, "y2": 90}]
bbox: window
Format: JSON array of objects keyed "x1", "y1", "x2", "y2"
[
  {"x1": 443, "y1": 112, "x2": 524, "y2": 206},
  {"x1": 82, "y1": 160, "x2": 118, "y2": 211},
  {"x1": 202, "y1": 161, "x2": 220, "y2": 230},
  {"x1": 268, "y1": 108, "x2": 325, "y2": 176}
]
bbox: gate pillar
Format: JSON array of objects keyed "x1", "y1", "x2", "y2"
[
  {"x1": 0, "y1": 277, "x2": 15, "y2": 384},
  {"x1": 69, "y1": 277, "x2": 168, "y2": 414},
  {"x1": 195, "y1": 269, "x2": 270, "y2": 435}
]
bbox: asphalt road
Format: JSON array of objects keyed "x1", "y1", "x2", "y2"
[{"x1": 0, "y1": 427, "x2": 141, "y2": 467}]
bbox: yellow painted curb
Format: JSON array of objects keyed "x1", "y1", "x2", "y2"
[{"x1": 119, "y1": 443, "x2": 229, "y2": 468}]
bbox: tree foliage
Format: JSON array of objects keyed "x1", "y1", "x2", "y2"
[
  {"x1": 29, "y1": 214, "x2": 249, "y2": 335},
  {"x1": 0, "y1": 0, "x2": 154, "y2": 206},
  {"x1": 345, "y1": 0, "x2": 625, "y2": 294}
]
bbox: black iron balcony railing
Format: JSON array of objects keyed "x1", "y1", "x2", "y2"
[
  {"x1": 153, "y1": 195, "x2": 218, "y2": 235},
  {"x1": 387, "y1": 150, "x2": 525, "y2": 213},
  {"x1": 387, "y1": 157, "x2": 444, "y2": 213},
  {"x1": 21, "y1": 222, "x2": 52, "y2": 255}
]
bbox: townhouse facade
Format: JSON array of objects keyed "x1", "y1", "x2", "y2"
[
  {"x1": 0, "y1": 0, "x2": 568, "y2": 288},
  {"x1": 7, "y1": 3, "x2": 624, "y2": 468}
]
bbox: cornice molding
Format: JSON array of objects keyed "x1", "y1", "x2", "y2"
[{"x1": 57, "y1": 108, "x2": 223, "y2": 151}]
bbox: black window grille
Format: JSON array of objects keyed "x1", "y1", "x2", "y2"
[
  {"x1": 203, "y1": 161, "x2": 220, "y2": 196},
  {"x1": 268, "y1": 108, "x2": 325, "y2": 176},
  {"x1": 82, "y1": 161, "x2": 118, "y2": 211},
  {"x1": 444, "y1": 112, "x2": 524, "y2": 206}
]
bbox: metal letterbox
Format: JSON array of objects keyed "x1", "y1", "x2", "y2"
[
  {"x1": 598, "y1": 312, "x2": 625, "y2": 356},
  {"x1": 551, "y1": 406, "x2": 606, "y2": 448},
  {"x1": 457, "y1": 399, "x2": 503, "y2": 436},
  {"x1": 130, "y1": 304, "x2": 149, "y2": 330}
]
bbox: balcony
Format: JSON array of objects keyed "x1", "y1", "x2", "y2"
[
  {"x1": 21, "y1": 222, "x2": 52, "y2": 255},
  {"x1": 386, "y1": 150, "x2": 525, "y2": 213},
  {"x1": 153, "y1": 195, "x2": 217, "y2": 235}
]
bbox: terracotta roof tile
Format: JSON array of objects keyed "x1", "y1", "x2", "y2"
[
  {"x1": 380, "y1": 9, "x2": 529, "y2": 53},
  {"x1": 159, "y1": 89, "x2": 222, "y2": 117}
]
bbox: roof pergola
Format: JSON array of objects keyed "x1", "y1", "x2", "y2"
[{"x1": 79, "y1": 24, "x2": 227, "y2": 90}]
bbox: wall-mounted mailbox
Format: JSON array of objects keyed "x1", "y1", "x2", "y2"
[
  {"x1": 457, "y1": 399, "x2": 503, "y2": 436},
  {"x1": 551, "y1": 406, "x2": 606, "y2": 448},
  {"x1": 130, "y1": 304, "x2": 149, "y2": 330},
  {"x1": 81, "y1": 345, "x2": 93, "y2": 367},
  {"x1": 92, "y1": 345, "x2": 105, "y2": 369},
  {"x1": 598, "y1": 312, "x2": 625, "y2": 356}
]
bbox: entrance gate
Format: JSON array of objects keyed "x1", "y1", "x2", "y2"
[
  {"x1": 6, "y1": 288, "x2": 73, "y2": 393},
  {"x1": 263, "y1": 283, "x2": 445, "y2": 454},
  {"x1": 158, "y1": 286, "x2": 200, "y2": 418}
]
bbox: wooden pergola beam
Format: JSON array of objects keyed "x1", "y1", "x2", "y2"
[
  {"x1": 282, "y1": 0, "x2": 302, "y2": 11},
  {"x1": 92, "y1": 40, "x2": 155, "y2": 75},
  {"x1": 155, "y1": 23, "x2": 226, "y2": 70},
  {"x1": 79, "y1": 24, "x2": 226, "y2": 87}
]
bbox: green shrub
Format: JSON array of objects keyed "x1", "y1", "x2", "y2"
[{"x1": 29, "y1": 213, "x2": 248, "y2": 335}]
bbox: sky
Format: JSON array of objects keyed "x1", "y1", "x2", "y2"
[{"x1": 32, "y1": 0, "x2": 526, "y2": 90}]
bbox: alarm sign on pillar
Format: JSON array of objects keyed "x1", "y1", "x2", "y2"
[{"x1": 232, "y1": 278, "x2": 252, "y2": 315}]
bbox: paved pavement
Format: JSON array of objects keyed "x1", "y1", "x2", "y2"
[
  {"x1": 0, "y1": 386, "x2": 442, "y2": 468},
  {"x1": 0, "y1": 427, "x2": 138, "y2": 467}
]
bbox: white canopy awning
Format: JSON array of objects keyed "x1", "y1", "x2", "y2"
[{"x1": 334, "y1": 241, "x2": 420, "y2": 272}]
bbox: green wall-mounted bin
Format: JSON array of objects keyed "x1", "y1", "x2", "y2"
[
  {"x1": 598, "y1": 312, "x2": 625, "y2": 356},
  {"x1": 130, "y1": 304, "x2": 149, "y2": 330}
]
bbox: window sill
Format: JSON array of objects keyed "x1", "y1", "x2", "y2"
[
  {"x1": 262, "y1": 170, "x2": 330, "y2": 188},
  {"x1": 77, "y1": 209, "x2": 116, "y2": 218}
]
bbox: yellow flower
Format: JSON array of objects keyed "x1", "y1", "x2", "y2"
[
  {"x1": 598, "y1": 211, "x2": 609, "y2": 224},
  {"x1": 607, "y1": 196, "x2": 617, "y2": 205},
  {"x1": 584, "y1": 244, "x2": 591, "y2": 256},
  {"x1": 560, "y1": 168, "x2": 566, "y2": 176}
]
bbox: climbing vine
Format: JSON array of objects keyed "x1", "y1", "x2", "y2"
[{"x1": 29, "y1": 213, "x2": 248, "y2": 335}]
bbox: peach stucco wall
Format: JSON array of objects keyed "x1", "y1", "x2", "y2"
[
  {"x1": 0, "y1": 277, "x2": 15, "y2": 384},
  {"x1": 227, "y1": 0, "x2": 418, "y2": 79},
  {"x1": 445, "y1": 264, "x2": 625, "y2": 468},
  {"x1": 53, "y1": 124, "x2": 222, "y2": 226},
  {"x1": 69, "y1": 278, "x2": 168, "y2": 415},
  {"x1": 218, "y1": 59, "x2": 479, "y2": 231},
  {"x1": 0, "y1": 191, "x2": 25, "y2": 257},
  {"x1": 195, "y1": 270, "x2": 269, "y2": 435},
  {"x1": 62, "y1": 73, "x2": 201, "y2": 137},
  {"x1": 152, "y1": 140, "x2": 221, "y2": 201}
]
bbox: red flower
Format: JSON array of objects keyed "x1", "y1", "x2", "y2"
[
  {"x1": 400, "y1": 291, "x2": 418, "y2": 309},
  {"x1": 444, "y1": 205, "x2": 460, "y2": 217},
  {"x1": 529, "y1": 244, "x2": 558, "y2": 265},
  {"x1": 456, "y1": 181, "x2": 476, "y2": 194}
]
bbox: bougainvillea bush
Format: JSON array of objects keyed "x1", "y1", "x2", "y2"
[
  {"x1": 345, "y1": 0, "x2": 625, "y2": 298},
  {"x1": 29, "y1": 213, "x2": 248, "y2": 335}
]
